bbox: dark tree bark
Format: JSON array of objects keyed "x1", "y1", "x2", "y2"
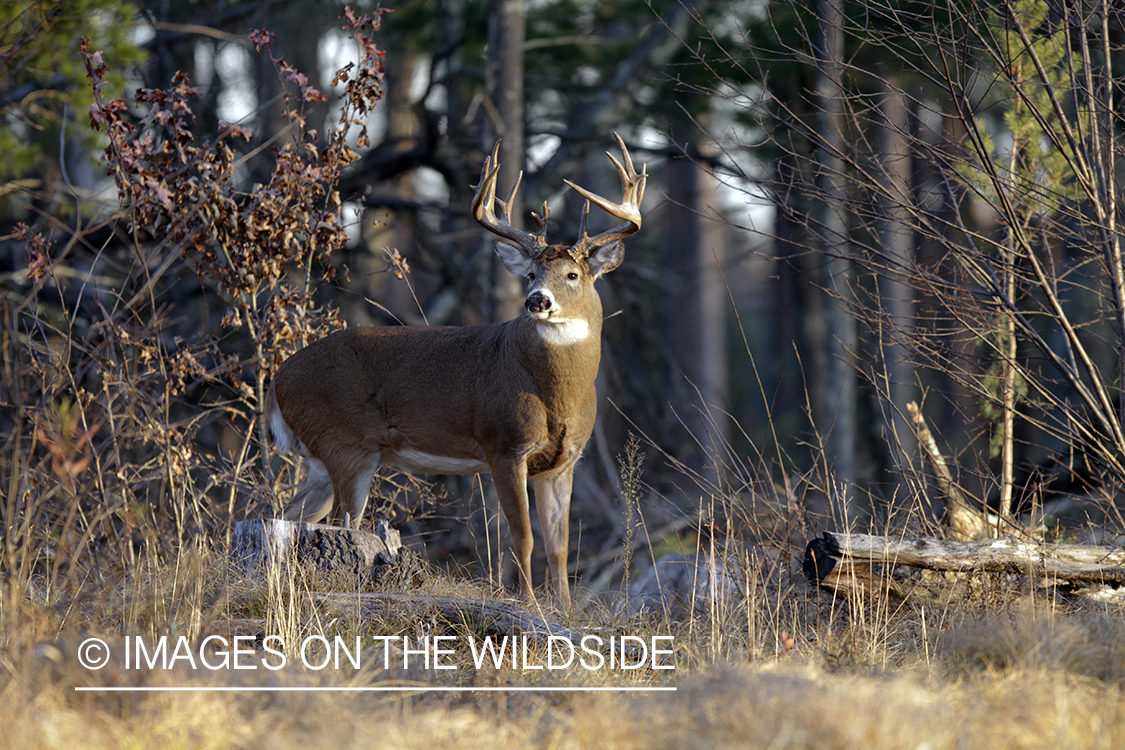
[
  {"x1": 486, "y1": 0, "x2": 526, "y2": 322},
  {"x1": 666, "y1": 141, "x2": 729, "y2": 477},
  {"x1": 876, "y1": 82, "x2": 917, "y2": 507},
  {"x1": 815, "y1": 0, "x2": 858, "y2": 521}
]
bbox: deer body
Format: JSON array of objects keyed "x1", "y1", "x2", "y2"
[{"x1": 265, "y1": 135, "x2": 645, "y2": 608}]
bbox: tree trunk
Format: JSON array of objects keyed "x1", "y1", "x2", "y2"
[
  {"x1": 486, "y1": 0, "x2": 526, "y2": 322},
  {"x1": 360, "y1": 50, "x2": 422, "y2": 326},
  {"x1": 816, "y1": 0, "x2": 858, "y2": 521},
  {"x1": 876, "y1": 83, "x2": 917, "y2": 508},
  {"x1": 666, "y1": 141, "x2": 729, "y2": 482}
]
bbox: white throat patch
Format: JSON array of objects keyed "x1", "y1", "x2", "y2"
[{"x1": 537, "y1": 318, "x2": 590, "y2": 345}]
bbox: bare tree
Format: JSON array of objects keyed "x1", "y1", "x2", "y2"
[{"x1": 814, "y1": 0, "x2": 859, "y2": 522}]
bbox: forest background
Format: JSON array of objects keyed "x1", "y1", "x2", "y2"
[{"x1": 7, "y1": 0, "x2": 1125, "y2": 564}]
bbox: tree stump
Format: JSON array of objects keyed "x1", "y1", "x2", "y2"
[{"x1": 232, "y1": 519, "x2": 404, "y2": 583}]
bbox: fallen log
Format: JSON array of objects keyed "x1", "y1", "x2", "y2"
[
  {"x1": 311, "y1": 592, "x2": 657, "y2": 662},
  {"x1": 804, "y1": 531, "x2": 1125, "y2": 602},
  {"x1": 312, "y1": 592, "x2": 588, "y2": 646}
]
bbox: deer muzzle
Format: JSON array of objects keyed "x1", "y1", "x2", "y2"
[{"x1": 526, "y1": 291, "x2": 553, "y2": 315}]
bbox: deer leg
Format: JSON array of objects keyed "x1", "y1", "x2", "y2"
[
  {"x1": 532, "y1": 468, "x2": 573, "y2": 610},
  {"x1": 326, "y1": 453, "x2": 381, "y2": 529},
  {"x1": 283, "y1": 457, "x2": 335, "y2": 523},
  {"x1": 491, "y1": 459, "x2": 536, "y2": 603}
]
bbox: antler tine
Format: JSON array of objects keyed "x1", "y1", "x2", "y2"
[
  {"x1": 531, "y1": 201, "x2": 550, "y2": 236},
  {"x1": 495, "y1": 169, "x2": 522, "y2": 223},
  {"x1": 471, "y1": 140, "x2": 547, "y2": 256},
  {"x1": 565, "y1": 200, "x2": 594, "y2": 263},
  {"x1": 563, "y1": 132, "x2": 646, "y2": 257}
]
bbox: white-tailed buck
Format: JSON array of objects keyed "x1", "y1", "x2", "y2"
[{"x1": 265, "y1": 133, "x2": 645, "y2": 607}]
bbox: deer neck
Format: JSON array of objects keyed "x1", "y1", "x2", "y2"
[{"x1": 513, "y1": 308, "x2": 602, "y2": 397}]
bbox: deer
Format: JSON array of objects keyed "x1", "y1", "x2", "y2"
[{"x1": 264, "y1": 133, "x2": 645, "y2": 609}]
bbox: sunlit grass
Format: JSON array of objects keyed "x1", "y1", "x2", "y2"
[{"x1": 5, "y1": 536, "x2": 1125, "y2": 750}]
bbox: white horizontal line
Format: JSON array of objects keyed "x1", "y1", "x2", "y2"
[{"x1": 74, "y1": 685, "x2": 677, "y2": 693}]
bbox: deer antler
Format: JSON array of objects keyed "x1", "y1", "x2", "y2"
[
  {"x1": 565, "y1": 132, "x2": 646, "y2": 260},
  {"x1": 472, "y1": 140, "x2": 550, "y2": 257}
]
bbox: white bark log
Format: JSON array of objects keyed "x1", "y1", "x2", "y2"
[
  {"x1": 825, "y1": 532, "x2": 1125, "y2": 582},
  {"x1": 804, "y1": 530, "x2": 1125, "y2": 603}
]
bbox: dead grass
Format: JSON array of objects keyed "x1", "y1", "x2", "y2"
[
  {"x1": 6, "y1": 642, "x2": 1125, "y2": 749},
  {"x1": 4, "y1": 543, "x2": 1125, "y2": 750}
]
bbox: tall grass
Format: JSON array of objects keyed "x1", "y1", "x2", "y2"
[{"x1": 6, "y1": 523, "x2": 1125, "y2": 750}]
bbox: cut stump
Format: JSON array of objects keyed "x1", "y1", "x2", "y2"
[{"x1": 232, "y1": 519, "x2": 404, "y2": 582}]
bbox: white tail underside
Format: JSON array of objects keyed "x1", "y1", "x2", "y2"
[{"x1": 269, "y1": 400, "x2": 297, "y2": 454}]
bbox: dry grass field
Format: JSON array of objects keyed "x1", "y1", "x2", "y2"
[{"x1": 5, "y1": 529, "x2": 1125, "y2": 750}]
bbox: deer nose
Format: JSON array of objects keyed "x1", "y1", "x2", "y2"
[{"x1": 526, "y1": 291, "x2": 552, "y2": 314}]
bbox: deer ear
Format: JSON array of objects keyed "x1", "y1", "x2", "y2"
[
  {"x1": 586, "y1": 241, "x2": 624, "y2": 278},
  {"x1": 494, "y1": 242, "x2": 535, "y2": 277}
]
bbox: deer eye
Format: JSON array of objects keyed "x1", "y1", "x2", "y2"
[
  {"x1": 567, "y1": 272, "x2": 579, "y2": 280},
  {"x1": 528, "y1": 272, "x2": 536, "y2": 280}
]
